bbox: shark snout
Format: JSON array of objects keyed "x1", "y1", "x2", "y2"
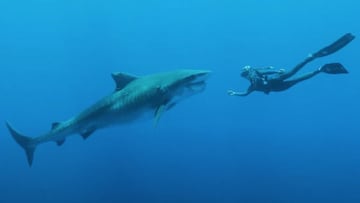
[
  {"x1": 190, "y1": 70, "x2": 211, "y2": 82},
  {"x1": 184, "y1": 70, "x2": 211, "y2": 93}
]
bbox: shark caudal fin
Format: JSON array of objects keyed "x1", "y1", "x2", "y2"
[{"x1": 5, "y1": 122, "x2": 36, "y2": 167}]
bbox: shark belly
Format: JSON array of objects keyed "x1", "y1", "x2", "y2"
[{"x1": 39, "y1": 95, "x2": 157, "y2": 145}]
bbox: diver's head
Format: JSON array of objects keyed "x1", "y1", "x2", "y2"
[{"x1": 241, "y1": 65, "x2": 252, "y2": 78}]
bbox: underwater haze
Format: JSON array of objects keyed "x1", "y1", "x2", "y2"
[{"x1": 1, "y1": 0, "x2": 360, "y2": 202}]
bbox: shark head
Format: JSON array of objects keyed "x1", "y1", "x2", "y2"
[
  {"x1": 112, "y1": 69, "x2": 211, "y2": 96},
  {"x1": 160, "y1": 69, "x2": 211, "y2": 103},
  {"x1": 111, "y1": 69, "x2": 211, "y2": 124},
  {"x1": 149, "y1": 69, "x2": 210, "y2": 124}
]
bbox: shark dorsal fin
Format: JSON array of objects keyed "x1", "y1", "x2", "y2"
[
  {"x1": 111, "y1": 72, "x2": 138, "y2": 91},
  {"x1": 52, "y1": 122, "x2": 61, "y2": 130}
]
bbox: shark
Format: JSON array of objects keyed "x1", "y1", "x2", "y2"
[{"x1": 6, "y1": 69, "x2": 211, "y2": 167}]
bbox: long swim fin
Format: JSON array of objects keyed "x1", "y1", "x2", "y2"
[
  {"x1": 313, "y1": 33, "x2": 355, "y2": 58},
  {"x1": 320, "y1": 63, "x2": 348, "y2": 74}
]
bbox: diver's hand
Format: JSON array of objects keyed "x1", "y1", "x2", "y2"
[
  {"x1": 227, "y1": 90, "x2": 237, "y2": 96},
  {"x1": 228, "y1": 89, "x2": 251, "y2": 96}
]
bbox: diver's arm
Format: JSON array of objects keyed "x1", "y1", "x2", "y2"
[
  {"x1": 255, "y1": 68, "x2": 285, "y2": 76},
  {"x1": 227, "y1": 87, "x2": 254, "y2": 96}
]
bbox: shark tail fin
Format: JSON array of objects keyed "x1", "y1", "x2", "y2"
[{"x1": 6, "y1": 122, "x2": 36, "y2": 167}]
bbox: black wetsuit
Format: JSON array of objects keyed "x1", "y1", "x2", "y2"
[
  {"x1": 230, "y1": 33, "x2": 355, "y2": 96},
  {"x1": 253, "y1": 56, "x2": 320, "y2": 94}
]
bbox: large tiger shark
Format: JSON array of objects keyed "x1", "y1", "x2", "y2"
[{"x1": 6, "y1": 69, "x2": 210, "y2": 166}]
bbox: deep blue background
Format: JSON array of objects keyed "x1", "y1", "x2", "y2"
[{"x1": 1, "y1": 0, "x2": 359, "y2": 202}]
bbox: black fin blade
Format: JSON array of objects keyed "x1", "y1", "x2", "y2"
[
  {"x1": 321, "y1": 63, "x2": 348, "y2": 74},
  {"x1": 313, "y1": 33, "x2": 355, "y2": 58}
]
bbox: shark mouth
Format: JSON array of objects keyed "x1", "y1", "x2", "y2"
[
  {"x1": 185, "y1": 71, "x2": 209, "y2": 92},
  {"x1": 186, "y1": 81, "x2": 206, "y2": 92}
]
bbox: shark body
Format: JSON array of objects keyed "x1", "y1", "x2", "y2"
[{"x1": 6, "y1": 69, "x2": 210, "y2": 166}]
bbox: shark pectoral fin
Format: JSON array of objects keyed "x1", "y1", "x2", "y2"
[
  {"x1": 81, "y1": 128, "x2": 96, "y2": 140},
  {"x1": 154, "y1": 105, "x2": 166, "y2": 126},
  {"x1": 166, "y1": 102, "x2": 177, "y2": 111},
  {"x1": 56, "y1": 139, "x2": 66, "y2": 146},
  {"x1": 111, "y1": 72, "x2": 138, "y2": 91}
]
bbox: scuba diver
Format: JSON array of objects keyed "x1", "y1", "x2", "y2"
[{"x1": 228, "y1": 33, "x2": 355, "y2": 96}]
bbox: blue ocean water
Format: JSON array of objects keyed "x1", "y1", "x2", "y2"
[{"x1": 1, "y1": 0, "x2": 359, "y2": 202}]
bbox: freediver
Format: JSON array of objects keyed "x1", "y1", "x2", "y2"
[{"x1": 228, "y1": 33, "x2": 355, "y2": 96}]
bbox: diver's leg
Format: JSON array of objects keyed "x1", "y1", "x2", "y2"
[
  {"x1": 277, "y1": 55, "x2": 316, "y2": 80},
  {"x1": 278, "y1": 33, "x2": 355, "y2": 81},
  {"x1": 283, "y1": 69, "x2": 321, "y2": 87}
]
